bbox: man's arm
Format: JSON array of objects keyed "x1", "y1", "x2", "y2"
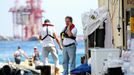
[
  {"x1": 39, "y1": 35, "x2": 42, "y2": 40},
  {"x1": 38, "y1": 29, "x2": 43, "y2": 41},
  {"x1": 38, "y1": 35, "x2": 43, "y2": 44},
  {"x1": 14, "y1": 53, "x2": 16, "y2": 57},
  {"x1": 60, "y1": 36, "x2": 63, "y2": 46},
  {"x1": 23, "y1": 53, "x2": 29, "y2": 59},
  {"x1": 32, "y1": 54, "x2": 35, "y2": 62},
  {"x1": 21, "y1": 50, "x2": 29, "y2": 59},
  {"x1": 53, "y1": 32, "x2": 63, "y2": 50}
]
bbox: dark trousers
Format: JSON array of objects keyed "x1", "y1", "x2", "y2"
[{"x1": 15, "y1": 57, "x2": 21, "y2": 64}]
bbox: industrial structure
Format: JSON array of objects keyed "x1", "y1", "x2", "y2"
[
  {"x1": 98, "y1": 0, "x2": 134, "y2": 49},
  {"x1": 82, "y1": 0, "x2": 134, "y2": 62},
  {"x1": 82, "y1": 0, "x2": 134, "y2": 75},
  {"x1": 9, "y1": 0, "x2": 43, "y2": 40}
]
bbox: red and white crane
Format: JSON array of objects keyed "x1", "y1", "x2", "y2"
[{"x1": 9, "y1": 0, "x2": 43, "y2": 40}]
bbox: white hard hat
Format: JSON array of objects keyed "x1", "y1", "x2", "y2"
[{"x1": 34, "y1": 46, "x2": 37, "y2": 49}]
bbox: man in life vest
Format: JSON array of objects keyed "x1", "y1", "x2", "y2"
[
  {"x1": 32, "y1": 46, "x2": 40, "y2": 66},
  {"x1": 39, "y1": 19, "x2": 63, "y2": 73},
  {"x1": 60, "y1": 16, "x2": 77, "y2": 75},
  {"x1": 14, "y1": 46, "x2": 29, "y2": 64}
]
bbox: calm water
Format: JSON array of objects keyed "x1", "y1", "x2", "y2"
[{"x1": 0, "y1": 40, "x2": 85, "y2": 66}]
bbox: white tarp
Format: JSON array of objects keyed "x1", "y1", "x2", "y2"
[{"x1": 81, "y1": 7, "x2": 113, "y2": 48}]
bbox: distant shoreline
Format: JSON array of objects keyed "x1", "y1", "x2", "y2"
[
  {"x1": 0, "y1": 35, "x2": 14, "y2": 41},
  {"x1": 0, "y1": 35, "x2": 84, "y2": 41}
]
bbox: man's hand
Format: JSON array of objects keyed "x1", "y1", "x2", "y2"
[
  {"x1": 60, "y1": 45, "x2": 63, "y2": 50},
  {"x1": 67, "y1": 25, "x2": 73, "y2": 37},
  {"x1": 54, "y1": 32, "x2": 63, "y2": 51},
  {"x1": 38, "y1": 36, "x2": 43, "y2": 43}
]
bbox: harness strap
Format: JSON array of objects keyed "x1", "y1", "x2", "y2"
[{"x1": 41, "y1": 26, "x2": 54, "y2": 40}]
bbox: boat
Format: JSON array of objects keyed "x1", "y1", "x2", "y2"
[
  {"x1": 0, "y1": 60, "x2": 63, "y2": 75},
  {"x1": 81, "y1": 0, "x2": 134, "y2": 75}
]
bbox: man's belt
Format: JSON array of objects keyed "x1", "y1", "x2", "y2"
[{"x1": 64, "y1": 43, "x2": 75, "y2": 47}]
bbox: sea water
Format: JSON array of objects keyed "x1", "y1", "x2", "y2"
[{"x1": 0, "y1": 40, "x2": 85, "y2": 66}]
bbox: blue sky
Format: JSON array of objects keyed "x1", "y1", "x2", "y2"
[{"x1": 0, "y1": 0, "x2": 98, "y2": 36}]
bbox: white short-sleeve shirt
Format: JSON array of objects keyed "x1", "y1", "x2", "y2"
[
  {"x1": 14, "y1": 49, "x2": 24, "y2": 58},
  {"x1": 40, "y1": 25, "x2": 56, "y2": 47},
  {"x1": 63, "y1": 27, "x2": 77, "y2": 45}
]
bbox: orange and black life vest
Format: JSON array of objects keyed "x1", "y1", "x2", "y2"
[
  {"x1": 41, "y1": 24, "x2": 54, "y2": 40},
  {"x1": 60, "y1": 24, "x2": 76, "y2": 40}
]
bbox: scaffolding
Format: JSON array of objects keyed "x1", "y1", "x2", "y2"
[{"x1": 9, "y1": 0, "x2": 43, "y2": 40}]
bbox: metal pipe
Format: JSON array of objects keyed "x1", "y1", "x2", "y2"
[{"x1": 108, "y1": 0, "x2": 109, "y2": 12}]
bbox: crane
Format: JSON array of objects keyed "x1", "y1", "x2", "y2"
[{"x1": 9, "y1": 0, "x2": 43, "y2": 40}]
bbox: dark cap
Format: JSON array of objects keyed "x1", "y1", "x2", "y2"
[{"x1": 44, "y1": 19, "x2": 50, "y2": 23}]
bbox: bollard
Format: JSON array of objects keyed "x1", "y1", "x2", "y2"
[
  {"x1": 36, "y1": 65, "x2": 51, "y2": 75},
  {"x1": 28, "y1": 58, "x2": 33, "y2": 66}
]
